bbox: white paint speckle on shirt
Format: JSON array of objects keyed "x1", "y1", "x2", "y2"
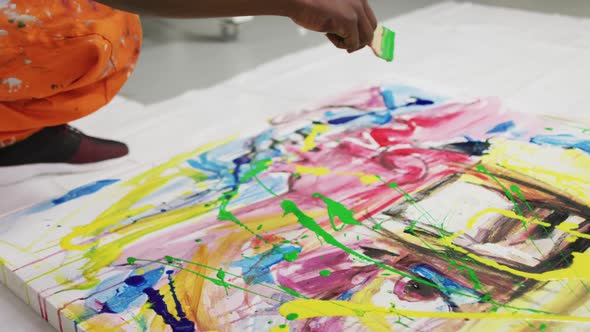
[{"x1": 2, "y1": 77, "x2": 23, "y2": 93}]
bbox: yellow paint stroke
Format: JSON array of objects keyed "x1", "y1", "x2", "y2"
[
  {"x1": 479, "y1": 140, "x2": 590, "y2": 206},
  {"x1": 173, "y1": 211, "x2": 322, "y2": 331},
  {"x1": 295, "y1": 165, "x2": 331, "y2": 177},
  {"x1": 350, "y1": 278, "x2": 395, "y2": 331},
  {"x1": 302, "y1": 124, "x2": 329, "y2": 152},
  {"x1": 293, "y1": 166, "x2": 381, "y2": 186},
  {"x1": 556, "y1": 222, "x2": 590, "y2": 240},
  {"x1": 57, "y1": 136, "x2": 235, "y2": 286},
  {"x1": 466, "y1": 208, "x2": 550, "y2": 229},
  {"x1": 438, "y1": 207, "x2": 590, "y2": 281},
  {"x1": 0, "y1": 259, "x2": 6, "y2": 285},
  {"x1": 270, "y1": 325, "x2": 289, "y2": 332},
  {"x1": 279, "y1": 300, "x2": 590, "y2": 323},
  {"x1": 79, "y1": 203, "x2": 213, "y2": 284},
  {"x1": 358, "y1": 174, "x2": 381, "y2": 185}
]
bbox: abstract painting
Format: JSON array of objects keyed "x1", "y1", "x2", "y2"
[{"x1": 1, "y1": 84, "x2": 589, "y2": 332}]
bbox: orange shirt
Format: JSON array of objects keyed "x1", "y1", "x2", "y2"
[{"x1": 0, "y1": 0, "x2": 142, "y2": 145}]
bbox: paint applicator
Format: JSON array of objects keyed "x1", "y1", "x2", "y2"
[{"x1": 370, "y1": 25, "x2": 396, "y2": 62}]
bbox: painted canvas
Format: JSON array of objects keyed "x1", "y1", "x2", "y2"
[{"x1": 1, "y1": 84, "x2": 590, "y2": 332}]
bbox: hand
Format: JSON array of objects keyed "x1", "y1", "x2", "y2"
[{"x1": 288, "y1": 0, "x2": 378, "y2": 53}]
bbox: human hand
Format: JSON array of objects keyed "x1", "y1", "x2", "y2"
[{"x1": 288, "y1": 0, "x2": 378, "y2": 53}]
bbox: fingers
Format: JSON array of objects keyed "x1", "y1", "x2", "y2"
[
  {"x1": 343, "y1": 1, "x2": 376, "y2": 53},
  {"x1": 326, "y1": 33, "x2": 347, "y2": 49},
  {"x1": 356, "y1": 11, "x2": 373, "y2": 51},
  {"x1": 340, "y1": 15, "x2": 360, "y2": 52},
  {"x1": 363, "y1": 0, "x2": 378, "y2": 30},
  {"x1": 325, "y1": 0, "x2": 379, "y2": 53}
]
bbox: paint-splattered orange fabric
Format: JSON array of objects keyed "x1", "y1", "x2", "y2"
[{"x1": 0, "y1": 0, "x2": 141, "y2": 147}]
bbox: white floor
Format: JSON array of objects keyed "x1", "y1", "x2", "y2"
[
  {"x1": 121, "y1": 0, "x2": 590, "y2": 104},
  {"x1": 2, "y1": 1, "x2": 590, "y2": 331}
]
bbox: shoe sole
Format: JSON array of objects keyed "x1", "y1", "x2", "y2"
[{"x1": 0, "y1": 157, "x2": 130, "y2": 186}]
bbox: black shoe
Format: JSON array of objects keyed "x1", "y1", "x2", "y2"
[{"x1": 0, "y1": 125, "x2": 129, "y2": 185}]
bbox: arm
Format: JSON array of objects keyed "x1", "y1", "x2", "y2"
[
  {"x1": 95, "y1": 0, "x2": 292, "y2": 18},
  {"x1": 96, "y1": 0, "x2": 378, "y2": 52}
]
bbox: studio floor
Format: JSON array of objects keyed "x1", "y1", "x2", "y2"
[{"x1": 123, "y1": 0, "x2": 590, "y2": 104}]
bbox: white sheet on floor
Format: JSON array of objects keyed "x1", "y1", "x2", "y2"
[{"x1": 1, "y1": 2, "x2": 590, "y2": 331}]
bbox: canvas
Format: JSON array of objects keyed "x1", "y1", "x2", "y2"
[{"x1": 1, "y1": 84, "x2": 589, "y2": 332}]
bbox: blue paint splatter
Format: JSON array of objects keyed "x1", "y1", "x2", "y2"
[
  {"x1": 144, "y1": 287, "x2": 195, "y2": 332},
  {"x1": 444, "y1": 141, "x2": 490, "y2": 156},
  {"x1": 186, "y1": 159, "x2": 201, "y2": 170},
  {"x1": 100, "y1": 268, "x2": 164, "y2": 314},
  {"x1": 328, "y1": 114, "x2": 365, "y2": 125},
  {"x1": 337, "y1": 290, "x2": 355, "y2": 301},
  {"x1": 231, "y1": 246, "x2": 301, "y2": 285},
  {"x1": 232, "y1": 155, "x2": 251, "y2": 188},
  {"x1": 486, "y1": 121, "x2": 515, "y2": 134},
  {"x1": 407, "y1": 97, "x2": 434, "y2": 106},
  {"x1": 531, "y1": 134, "x2": 590, "y2": 153},
  {"x1": 139, "y1": 270, "x2": 195, "y2": 332},
  {"x1": 166, "y1": 270, "x2": 189, "y2": 321},
  {"x1": 410, "y1": 265, "x2": 482, "y2": 306},
  {"x1": 52, "y1": 179, "x2": 118, "y2": 205},
  {"x1": 381, "y1": 90, "x2": 396, "y2": 109}
]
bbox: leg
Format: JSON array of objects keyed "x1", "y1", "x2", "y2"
[{"x1": 0, "y1": 1, "x2": 142, "y2": 183}]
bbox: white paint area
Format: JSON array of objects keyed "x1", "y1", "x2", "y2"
[
  {"x1": 402, "y1": 181, "x2": 512, "y2": 233},
  {"x1": 2, "y1": 77, "x2": 22, "y2": 93},
  {"x1": 11, "y1": 14, "x2": 36, "y2": 22},
  {"x1": 0, "y1": 29, "x2": 7, "y2": 36}
]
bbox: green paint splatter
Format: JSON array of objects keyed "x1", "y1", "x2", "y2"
[
  {"x1": 257, "y1": 224, "x2": 263, "y2": 231},
  {"x1": 127, "y1": 257, "x2": 137, "y2": 265},
  {"x1": 545, "y1": 127, "x2": 553, "y2": 131},
  {"x1": 165, "y1": 255, "x2": 176, "y2": 264},
  {"x1": 241, "y1": 158, "x2": 271, "y2": 183},
  {"x1": 219, "y1": 207, "x2": 269, "y2": 244},
  {"x1": 286, "y1": 313, "x2": 299, "y2": 320},
  {"x1": 268, "y1": 320, "x2": 273, "y2": 324},
  {"x1": 477, "y1": 166, "x2": 544, "y2": 256},
  {"x1": 279, "y1": 324, "x2": 287, "y2": 329},
  {"x1": 301, "y1": 235, "x2": 309, "y2": 239},
  {"x1": 195, "y1": 239, "x2": 202, "y2": 243},
  {"x1": 319, "y1": 270, "x2": 332, "y2": 277},
  {"x1": 539, "y1": 323, "x2": 547, "y2": 331},
  {"x1": 281, "y1": 199, "x2": 484, "y2": 301},
  {"x1": 278, "y1": 285, "x2": 306, "y2": 298},
  {"x1": 313, "y1": 193, "x2": 362, "y2": 232},
  {"x1": 17, "y1": 21, "x2": 25, "y2": 28},
  {"x1": 132, "y1": 257, "x2": 279, "y2": 302},
  {"x1": 407, "y1": 221, "x2": 417, "y2": 234},
  {"x1": 216, "y1": 269, "x2": 230, "y2": 295},
  {"x1": 283, "y1": 251, "x2": 299, "y2": 262}
]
